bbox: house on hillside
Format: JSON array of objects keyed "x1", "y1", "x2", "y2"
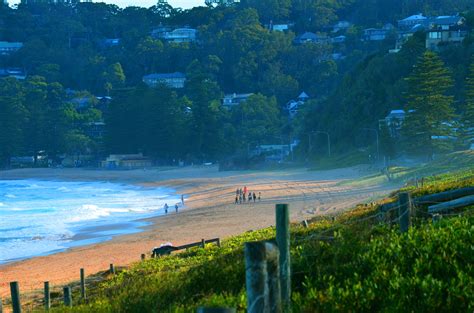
[
  {"x1": 362, "y1": 24, "x2": 395, "y2": 41},
  {"x1": 267, "y1": 22, "x2": 293, "y2": 32},
  {"x1": 152, "y1": 27, "x2": 197, "y2": 43},
  {"x1": 286, "y1": 92, "x2": 309, "y2": 118},
  {"x1": 332, "y1": 21, "x2": 352, "y2": 33},
  {"x1": 222, "y1": 93, "x2": 253, "y2": 108},
  {"x1": 143, "y1": 72, "x2": 186, "y2": 89},
  {"x1": 0, "y1": 68, "x2": 26, "y2": 80},
  {"x1": 426, "y1": 26, "x2": 468, "y2": 50},
  {"x1": 0, "y1": 41, "x2": 23, "y2": 55},
  {"x1": 381, "y1": 109, "x2": 406, "y2": 138},
  {"x1": 294, "y1": 32, "x2": 329, "y2": 45},
  {"x1": 398, "y1": 14, "x2": 428, "y2": 30}
]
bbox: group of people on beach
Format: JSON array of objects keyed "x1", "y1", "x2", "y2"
[{"x1": 235, "y1": 186, "x2": 261, "y2": 204}]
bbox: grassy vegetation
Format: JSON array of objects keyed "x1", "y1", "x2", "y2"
[
  {"x1": 341, "y1": 150, "x2": 474, "y2": 188},
  {"x1": 46, "y1": 168, "x2": 474, "y2": 313}
]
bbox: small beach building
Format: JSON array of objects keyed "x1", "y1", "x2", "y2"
[{"x1": 102, "y1": 154, "x2": 153, "y2": 169}]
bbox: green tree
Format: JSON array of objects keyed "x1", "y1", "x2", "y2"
[
  {"x1": 0, "y1": 78, "x2": 27, "y2": 167},
  {"x1": 402, "y1": 51, "x2": 455, "y2": 157},
  {"x1": 460, "y1": 56, "x2": 474, "y2": 147}
]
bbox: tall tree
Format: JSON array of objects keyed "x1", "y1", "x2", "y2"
[
  {"x1": 461, "y1": 56, "x2": 474, "y2": 147},
  {"x1": 402, "y1": 51, "x2": 455, "y2": 157}
]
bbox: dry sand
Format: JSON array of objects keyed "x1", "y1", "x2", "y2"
[{"x1": 0, "y1": 165, "x2": 397, "y2": 300}]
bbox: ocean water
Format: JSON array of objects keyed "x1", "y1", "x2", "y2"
[{"x1": 0, "y1": 180, "x2": 179, "y2": 264}]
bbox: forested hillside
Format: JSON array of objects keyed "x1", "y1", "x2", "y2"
[{"x1": 0, "y1": 0, "x2": 473, "y2": 166}]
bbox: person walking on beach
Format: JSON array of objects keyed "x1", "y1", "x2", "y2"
[
  {"x1": 175, "y1": 204, "x2": 179, "y2": 213},
  {"x1": 253, "y1": 192, "x2": 256, "y2": 202},
  {"x1": 243, "y1": 186, "x2": 247, "y2": 195},
  {"x1": 258, "y1": 192, "x2": 261, "y2": 201},
  {"x1": 239, "y1": 194, "x2": 242, "y2": 204},
  {"x1": 235, "y1": 195, "x2": 238, "y2": 204},
  {"x1": 164, "y1": 203, "x2": 169, "y2": 214},
  {"x1": 243, "y1": 192, "x2": 246, "y2": 202}
]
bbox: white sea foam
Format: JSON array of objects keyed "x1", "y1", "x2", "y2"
[{"x1": 0, "y1": 180, "x2": 178, "y2": 263}]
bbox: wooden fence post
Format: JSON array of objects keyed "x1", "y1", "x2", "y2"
[
  {"x1": 245, "y1": 241, "x2": 268, "y2": 313},
  {"x1": 80, "y1": 268, "x2": 86, "y2": 300},
  {"x1": 265, "y1": 242, "x2": 282, "y2": 313},
  {"x1": 63, "y1": 286, "x2": 72, "y2": 307},
  {"x1": 201, "y1": 239, "x2": 205, "y2": 248},
  {"x1": 197, "y1": 308, "x2": 236, "y2": 313},
  {"x1": 276, "y1": 204, "x2": 291, "y2": 312},
  {"x1": 245, "y1": 241, "x2": 282, "y2": 313},
  {"x1": 217, "y1": 238, "x2": 221, "y2": 247},
  {"x1": 398, "y1": 192, "x2": 412, "y2": 233},
  {"x1": 44, "y1": 281, "x2": 51, "y2": 310},
  {"x1": 10, "y1": 281, "x2": 21, "y2": 313},
  {"x1": 109, "y1": 264, "x2": 115, "y2": 275}
]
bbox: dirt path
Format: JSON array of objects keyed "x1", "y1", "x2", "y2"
[{"x1": 0, "y1": 165, "x2": 397, "y2": 302}]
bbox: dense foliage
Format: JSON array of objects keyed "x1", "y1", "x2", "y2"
[
  {"x1": 45, "y1": 168, "x2": 474, "y2": 312},
  {"x1": 0, "y1": 1, "x2": 473, "y2": 166}
]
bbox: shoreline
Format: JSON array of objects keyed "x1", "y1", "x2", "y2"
[{"x1": 0, "y1": 165, "x2": 398, "y2": 298}]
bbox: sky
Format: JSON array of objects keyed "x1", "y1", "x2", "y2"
[{"x1": 8, "y1": 1, "x2": 204, "y2": 9}]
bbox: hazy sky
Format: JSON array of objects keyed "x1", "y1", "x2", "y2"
[{"x1": 8, "y1": 1, "x2": 205, "y2": 9}]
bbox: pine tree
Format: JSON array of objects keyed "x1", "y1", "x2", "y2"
[
  {"x1": 461, "y1": 56, "x2": 474, "y2": 148},
  {"x1": 402, "y1": 51, "x2": 454, "y2": 158}
]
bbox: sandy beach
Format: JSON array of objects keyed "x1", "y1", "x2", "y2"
[{"x1": 0, "y1": 165, "x2": 397, "y2": 300}]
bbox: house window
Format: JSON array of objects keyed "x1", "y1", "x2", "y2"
[{"x1": 429, "y1": 32, "x2": 442, "y2": 39}]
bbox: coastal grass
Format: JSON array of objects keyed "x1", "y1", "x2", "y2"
[
  {"x1": 45, "y1": 170, "x2": 474, "y2": 313},
  {"x1": 341, "y1": 150, "x2": 474, "y2": 188}
]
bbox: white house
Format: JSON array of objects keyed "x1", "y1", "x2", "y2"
[
  {"x1": 0, "y1": 41, "x2": 23, "y2": 55},
  {"x1": 143, "y1": 72, "x2": 186, "y2": 89},
  {"x1": 286, "y1": 92, "x2": 309, "y2": 118},
  {"x1": 153, "y1": 28, "x2": 197, "y2": 43},
  {"x1": 222, "y1": 93, "x2": 253, "y2": 108}
]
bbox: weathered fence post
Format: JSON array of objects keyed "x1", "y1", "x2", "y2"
[
  {"x1": 63, "y1": 286, "x2": 72, "y2": 307},
  {"x1": 201, "y1": 238, "x2": 206, "y2": 248},
  {"x1": 197, "y1": 308, "x2": 236, "y2": 313},
  {"x1": 245, "y1": 241, "x2": 268, "y2": 313},
  {"x1": 265, "y1": 242, "x2": 282, "y2": 313},
  {"x1": 245, "y1": 241, "x2": 282, "y2": 313},
  {"x1": 217, "y1": 238, "x2": 221, "y2": 247},
  {"x1": 44, "y1": 281, "x2": 51, "y2": 310},
  {"x1": 276, "y1": 204, "x2": 291, "y2": 312},
  {"x1": 10, "y1": 281, "x2": 21, "y2": 313},
  {"x1": 398, "y1": 192, "x2": 412, "y2": 233},
  {"x1": 80, "y1": 268, "x2": 86, "y2": 300},
  {"x1": 109, "y1": 263, "x2": 115, "y2": 275},
  {"x1": 141, "y1": 254, "x2": 146, "y2": 261}
]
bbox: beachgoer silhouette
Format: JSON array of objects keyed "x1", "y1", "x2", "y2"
[
  {"x1": 239, "y1": 194, "x2": 242, "y2": 204},
  {"x1": 175, "y1": 204, "x2": 179, "y2": 213},
  {"x1": 235, "y1": 196, "x2": 238, "y2": 204},
  {"x1": 164, "y1": 203, "x2": 169, "y2": 214},
  {"x1": 253, "y1": 192, "x2": 256, "y2": 202},
  {"x1": 258, "y1": 192, "x2": 261, "y2": 201}
]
